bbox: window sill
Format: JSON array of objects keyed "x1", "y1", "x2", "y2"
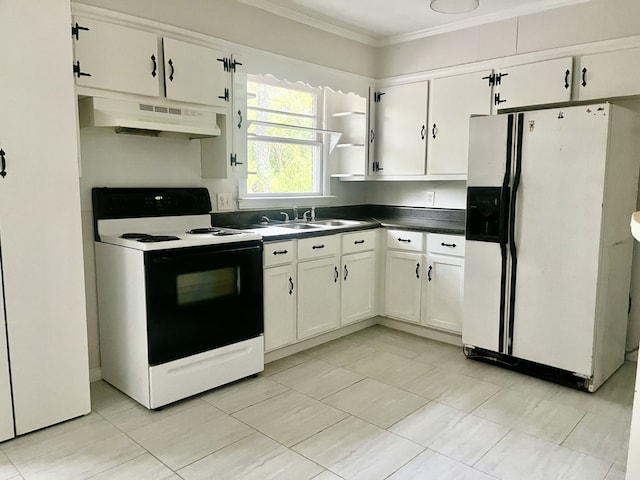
[{"x1": 238, "y1": 195, "x2": 335, "y2": 210}]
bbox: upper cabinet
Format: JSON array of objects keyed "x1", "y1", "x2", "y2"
[
  {"x1": 577, "y1": 47, "x2": 640, "y2": 101},
  {"x1": 72, "y1": 16, "x2": 232, "y2": 107},
  {"x1": 162, "y1": 38, "x2": 230, "y2": 107},
  {"x1": 72, "y1": 17, "x2": 159, "y2": 97},
  {"x1": 493, "y1": 57, "x2": 573, "y2": 111},
  {"x1": 371, "y1": 82, "x2": 429, "y2": 176},
  {"x1": 427, "y1": 70, "x2": 492, "y2": 177}
]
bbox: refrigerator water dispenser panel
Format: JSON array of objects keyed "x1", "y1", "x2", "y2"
[{"x1": 466, "y1": 186, "x2": 507, "y2": 243}]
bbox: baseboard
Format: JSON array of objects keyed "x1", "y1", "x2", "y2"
[{"x1": 377, "y1": 317, "x2": 462, "y2": 347}]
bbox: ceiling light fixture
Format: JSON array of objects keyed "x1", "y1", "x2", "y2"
[{"x1": 430, "y1": 0, "x2": 479, "y2": 14}]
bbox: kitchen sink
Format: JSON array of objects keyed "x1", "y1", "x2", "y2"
[
  {"x1": 279, "y1": 223, "x2": 322, "y2": 230},
  {"x1": 309, "y1": 219, "x2": 362, "y2": 227}
]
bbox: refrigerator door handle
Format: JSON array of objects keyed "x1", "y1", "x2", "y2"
[{"x1": 506, "y1": 113, "x2": 525, "y2": 356}]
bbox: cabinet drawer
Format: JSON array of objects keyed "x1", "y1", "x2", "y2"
[
  {"x1": 386, "y1": 230, "x2": 424, "y2": 252},
  {"x1": 427, "y1": 233, "x2": 465, "y2": 257},
  {"x1": 264, "y1": 241, "x2": 296, "y2": 267},
  {"x1": 342, "y1": 229, "x2": 377, "y2": 254},
  {"x1": 298, "y1": 235, "x2": 340, "y2": 260}
]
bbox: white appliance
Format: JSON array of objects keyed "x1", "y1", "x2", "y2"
[
  {"x1": 78, "y1": 97, "x2": 221, "y2": 137},
  {"x1": 463, "y1": 103, "x2": 640, "y2": 392},
  {"x1": 93, "y1": 187, "x2": 264, "y2": 409}
]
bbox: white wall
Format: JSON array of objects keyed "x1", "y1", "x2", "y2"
[{"x1": 366, "y1": 181, "x2": 466, "y2": 210}]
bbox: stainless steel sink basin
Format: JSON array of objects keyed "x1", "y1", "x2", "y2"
[
  {"x1": 280, "y1": 223, "x2": 322, "y2": 230},
  {"x1": 309, "y1": 219, "x2": 362, "y2": 227}
]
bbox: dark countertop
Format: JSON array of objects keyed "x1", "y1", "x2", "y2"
[{"x1": 211, "y1": 204, "x2": 466, "y2": 242}]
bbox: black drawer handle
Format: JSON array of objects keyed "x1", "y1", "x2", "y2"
[
  {"x1": 168, "y1": 59, "x2": 175, "y2": 82},
  {"x1": 432, "y1": 123, "x2": 437, "y2": 139},
  {"x1": 334, "y1": 266, "x2": 339, "y2": 283},
  {"x1": 416, "y1": 263, "x2": 420, "y2": 279},
  {"x1": 151, "y1": 54, "x2": 157, "y2": 78},
  {"x1": 273, "y1": 250, "x2": 288, "y2": 255},
  {"x1": 441, "y1": 242, "x2": 456, "y2": 248},
  {"x1": 581, "y1": 67, "x2": 587, "y2": 87},
  {"x1": 354, "y1": 240, "x2": 365, "y2": 245},
  {"x1": 564, "y1": 69, "x2": 570, "y2": 89},
  {"x1": 428, "y1": 265, "x2": 432, "y2": 282},
  {"x1": 420, "y1": 125, "x2": 425, "y2": 140},
  {"x1": 312, "y1": 244, "x2": 325, "y2": 250},
  {"x1": 289, "y1": 276, "x2": 294, "y2": 295},
  {"x1": 344, "y1": 264, "x2": 349, "y2": 281},
  {"x1": 398, "y1": 238, "x2": 411, "y2": 243},
  {"x1": 0, "y1": 149, "x2": 6, "y2": 178}
]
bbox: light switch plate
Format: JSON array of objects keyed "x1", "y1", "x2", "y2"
[
  {"x1": 216, "y1": 192, "x2": 233, "y2": 211},
  {"x1": 426, "y1": 191, "x2": 435, "y2": 207}
]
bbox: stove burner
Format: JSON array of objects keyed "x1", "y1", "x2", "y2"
[
  {"x1": 121, "y1": 233, "x2": 151, "y2": 239},
  {"x1": 187, "y1": 228, "x2": 222, "y2": 234},
  {"x1": 137, "y1": 235, "x2": 181, "y2": 243}
]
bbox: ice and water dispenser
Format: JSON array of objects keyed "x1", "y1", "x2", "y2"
[{"x1": 466, "y1": 187, "x2": 508, "y2": 243}]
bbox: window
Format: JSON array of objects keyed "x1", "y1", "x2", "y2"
[{"x1": 243, "y1": 75, "x2": 325, "y2": 197}]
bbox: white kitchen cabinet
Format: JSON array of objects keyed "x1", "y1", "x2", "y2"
[
  {"x1": 384, "y1": 251, "x2": 423, "y2": 324},
  {"x1": 577, "y1": 47, "x2": 640, "y2": 101},
  {"x1": 72, "y1": 16, "x2": 160, "y2": 97},
  {"x1": 494, "y1": 57, "x2": 573, "y2": 111},
  {"x1": 427, "y1": 70, "x2": 492, "y2": 176},
  {"x1": 372, "y1": 82, "x2": 428, "y2": 176},
  {"x1": 423, "y1": 234, "x2": 465, "y2": 333},
  {"x1": 201, "y1": 61, "x2": 248, "y2": 180},
  {"x1": 341, "y1": 230, "x2": 378, "y2": 326},
  {"x1": 163, "y1": 37, "x2": 230, "y2": 107},
  {"x1": 0, "y1": 0, "x2": 90, "y2": 440},
  {"x1": 297, "y1": 255, "x2": 341, "y2": 340},
  {"x1": 0, "y1": 279, "x2": 13, "y2": 442},
  {"x1": 264, "y1": 264, "x2": 297, "y2": 351}
]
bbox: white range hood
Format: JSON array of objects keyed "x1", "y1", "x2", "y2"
[{"x1": 78, "y1": 97, "x2": 221, "y2": 138}]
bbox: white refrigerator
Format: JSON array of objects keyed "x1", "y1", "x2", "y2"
[{"x1": 463, "y1": 103, "x2": 639, "y2": 391}]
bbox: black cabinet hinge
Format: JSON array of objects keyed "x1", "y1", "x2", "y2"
[
  {"x1": 218, "y1": 88, "x2": 230, "y2": 102},
  {"x1": 71, "y1": 22, "x2": 89, "y2": 40},
  {"x1": 230, "y1": 57, "x2": 243, "y2": 72},
  {"x1": 217, "y1": 57, "x2": 231, "y2": 72},
  {"x1": 495, "y1": 72, "x2": 509, "y2": 85},
  {"x1": 230, "y1": 153, "x2": 243, "y2": 167},
  {"x1": 483, "y1": 72, "x2": 509, "y2": 87},
  {"x1": 494, "y1": 92, "x2": 507, "y2": 106},
  {"x1": 73, "y1": 60, "x2": 91, "y2": 78},
  {"x1": 373, "y1": 91, "x2": 386, "y2": 103}
]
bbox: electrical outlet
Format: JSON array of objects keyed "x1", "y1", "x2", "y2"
[
  {"x1": 216, "y1": 192, "x2": 233, "y2": 211},
  {"x1": 425, "y1": 191, "x2": 435, "y2": 207}
]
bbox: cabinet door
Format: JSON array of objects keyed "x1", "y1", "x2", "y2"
[
  {"x1": 427, "y1": 71, "x2": 492, "y2": 176},
  {"x1": 72, "y1": 16, "x2": 160, "y2": 97},
  {"x1": 424, "y1": 255, "x2": 464, "y2": 333},
  {"x1": 163, "y1": 38, "x2": 230, "y2": 107},
  {"x1": 264, "y1": 265, "x2": 296, "y2": 351},
  {"x1": 0, "y1": 273, "x2": 14, "y2": 442},
  {"x1": 231, "y1": 62, "x2": 249, "y2": 179},
  {"x1": 0, "y1": 0, "x2": 90, "y2": 435},
  {"x1": 384, "y1": 251, "x2": 423, "y2": 323},
  {"x1": 495, "y1": 57, "x2": 573, "y2": 111},
  {"x1": 297, "y1": 257, "x2": 340, "y2": 339},
  {"x1": 341, "y1": 251, "x2": 376, "y2": 326},
  {"x1": 578, "y1": 47, "x2": 640, "y2": 101},
  {"x1": 374, "y1": 82, "x2": 428, "y2": 175}
]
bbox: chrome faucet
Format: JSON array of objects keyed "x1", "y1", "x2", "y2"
[
  {"x1": 280, "y1": 211, "x2": 290, "y2": 223},
  {"x1": 292, "y1": 206, "x2": 299, "y2": 221},
  {"x1": 303, "y1": 210, "x2": 311, "y2": 221},
  {"x1": 260, "y1": 215, "x2": 270, "y2": 224},
  {"x1": 302, "y1": 207, "x2": 316, "y2": 222}
]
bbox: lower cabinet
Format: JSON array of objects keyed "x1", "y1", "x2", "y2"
[
  {"x1": 297, "y1": 256, "x2": 341, "y2": 339},
  {"x1": 384, "y1": 250, "x2": 423, "y2": 323},
  {"x1": 264, "y1": 264, "x2": 296, "y2": 351},
  {"x1": 341, "y1": 251, "x2": 376, "y2": 326}
]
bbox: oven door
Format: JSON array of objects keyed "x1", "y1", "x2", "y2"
[{"x1": 144, "y1": 241, "x2": 263, "y2": 366}]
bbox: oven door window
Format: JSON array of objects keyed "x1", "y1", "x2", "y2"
[{"x1": 144, "y1": 242, "x2": 263, "y2": 366}]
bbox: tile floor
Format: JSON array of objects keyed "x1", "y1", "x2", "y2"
[{"x1": 0, "y1": 325, "x2": 635, "y2": 480}]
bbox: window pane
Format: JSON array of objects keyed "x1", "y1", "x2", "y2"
[
  {"x1": 247, "y1": 110, "x2": 316, "y2": 141},
  {"x1": 247, "y1": 81, "x2": 315, "y2": 116},
  {"x1": 247, "y1": 140, "x2": 319, "y2": 194}
]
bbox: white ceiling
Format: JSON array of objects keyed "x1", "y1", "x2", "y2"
[{"x1": 237, "y1": 0, "x2": 594, "y2": 46}]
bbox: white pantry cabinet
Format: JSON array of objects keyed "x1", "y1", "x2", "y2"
[
  {"x1": 372, "y1": 82, "x2": 428, "y2": 176},
  {"x1": 0, "y1": 0, "x2": 90, "y2": 441},
  {"x1": 263, "y1": 241, "x2": 297, "y2": 351},
  {"x1": 494, "y1": 57, "x2": 573, "y2": 111},
  {"x1": 72, "y1": 16, "x2": 159, "y2": 97},
  {"x1": 423, "y1": 234, "x2": 465, "y2": 334},
  {"x1": 577, "y1": 47, "x2": 640, "y2": 101},
  {"x1": 427, "y1": 70, "x2": 492, "y2": 176}
]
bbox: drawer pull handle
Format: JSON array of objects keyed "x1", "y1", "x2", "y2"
[
  {"x1": 416, "y1": 263, "x2": 420, "y2": 279},
  {"x1": 441, "y1": 242, "x2": 456, "y2": 248},
  {"x1": 289, "y1": 276, "x2": 294, "y2": 295},
  {"x1": 398, "y1": 238, "x2": 411, "y2": 243},
  {"x1": 344, "y1": 264, "x2": 349, "y2": 281},
  {"x1": 334, "y1": 266, "x2": 339, "y2": 283},
  {"x1": 354, "y1": 240, "x2": 365, "y2": 245},
  {"x1": 273, "y1": 250, "x2": 288, "y2": 255},
  {"x1": 428, "y1": 265, "x2": 433, "y2": 282},
  {"x1": 312, "y1": 244, "x2": 325, "y2": 250}
]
